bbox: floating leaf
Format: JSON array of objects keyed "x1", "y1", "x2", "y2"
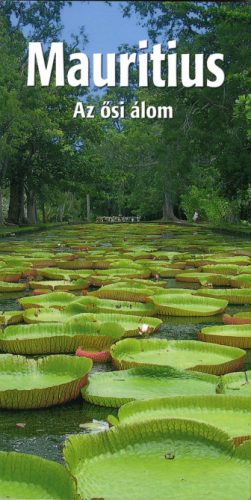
[{"x1": 111, "y1": 338, "x2": 245, "y2": 374}]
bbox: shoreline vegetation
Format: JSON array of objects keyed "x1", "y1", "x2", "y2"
[{"x1": 1, "y1": 221, "x2": 250, "y2": 239}]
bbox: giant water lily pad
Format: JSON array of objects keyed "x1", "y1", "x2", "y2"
[
  {"x1": 222, "y1": 371, "x2": 251, "y2": 396},
  {"x1": 223, "y1": 312, "x2": 251, "y2": 325},
  {"x1": 108, "y1": 259, "x2": 142, "y2": 268},
  {"x1": 0, "y1": 281, "x2": 26, "y2": 292},
  {"x1": 0, "y1": 269, "x2": 23, "y2": 282},
  {"x1": 95, "y1": 267, "x2": 151, "y2": 279},
  {"x1": 123, "y1": 278, "x2": 167, "y2": 288},
  {"x1": 193, "y1": 256, "x2": 250, "y2": 266},
  {"x1": 0, "y1": 322, "x2": 124, "y2": 354},
  {"x1": 150, "y1": 250, "x2": 182, "y2": 260},
  {"x1": 231, "y1": 274, "x2": 251, "y2": 288},
  {"x1": 150, "y1": 293, "x2": 227, "y2": 316},
  {"x1": 22, "y1": 308, "x2": 162, "y2": 335},
  {"x1": 111, "y1": 338, "x2": 245, "y2": 374},
  {"x1": 196, "y1": 288, "x2": 251, "y2": 304},
  {"x1": 0, "y1": 311, "x2": 23, "y2": 325},
  {"x1": 64, "y1": 419, "x2": 251, "y2": 500},
  {"x1": 19, "y1": 292, "x2": 76, "y2": 310},
  {"x1": 238, "y1": 265, "x2": 251, "y2": 273},
  {"x1": 37, "y1": 267, "x2": 91, "y2": 280},
  {"x1": 0, "y1": 354, "x2": 92, "y2": 409},
  {"x1": 91, "y1": 275, "x2": 126, "y2": 287},
  {"x1": 56, "y1": 258, "x2": 94, "y2": 270},
  {"x1": 82, "y1": 366, "x2": 218, "y2": 407},
  {"x1": 147, "y1": 288, "x2": 195, "y2": 295},
  {"x1": 113, "y1": 395, "x2": 251, "y2": 444},
  {"x1": 68, "y1": 312, "x2": 162, "y2": 336},
  {"x1": 199, "y1": 324, "x2": 251, "y2": 348},
  {"x1": 29, "y1": 279, "x2": 88, "y2": 291},
  {"x1": 176, "y1": 271, "x2": 232, "y2": 286},
  {"x1": 23, "y1": 307, "x2": 68, "y2": 324},
  {"x1": 200, "y1": 264, "x2": 241, "y2": 275},
  {"x1": 91, "y1": 281, "x2": 166, "y2": 302},
  {"x1": 148, "y1": 266, "x2": 181, "y2": 278},
  {"x1": 74, "y1": 296, "x2": 157, "y2": 316},
  {"x1": 0, "y1": 450, "x2": 78, "y2": 499}
]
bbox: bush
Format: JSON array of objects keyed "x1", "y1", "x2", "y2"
[{"x1": 181, "y1": 186, "x2": 238, "y2": 225}]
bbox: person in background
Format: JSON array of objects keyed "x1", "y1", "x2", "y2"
[{"x1": 193, "y1": 210, "x2": 199, "y2": 223}]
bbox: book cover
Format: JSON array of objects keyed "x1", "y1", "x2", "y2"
[{"x1": 0, "y1": 1, "x2": 250, "y2": 499}]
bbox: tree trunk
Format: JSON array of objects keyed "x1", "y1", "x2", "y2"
[
  {"x1": 86, "y1": 193, "x2": 91, "y2": 221},
  {"x1": 27, "y1": 190, "x2": 38, "y2": 224},
  {"x1": 0, "y1": 187, "x2": 4, "y2": 225},
  {"x1": 41, "y1": 203, "x2": 46, "y2": 223},
  {"x1": 8, "y1": 174, "x2": 26, "y2": 224},
  {"x1": 58, "y1": 203, "x2": 65, "y2": 222},
  {"x1": 162, "y1": 192, "x2": 177, "y2": 222}
]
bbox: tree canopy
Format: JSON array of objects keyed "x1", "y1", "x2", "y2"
[{"x1": 0, "y1": 1, "x2": 250, "y2": 225}]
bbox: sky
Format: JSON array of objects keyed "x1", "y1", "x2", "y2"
[{"x1": 61, "y1": 1, "x2": 148, "y2": 56}]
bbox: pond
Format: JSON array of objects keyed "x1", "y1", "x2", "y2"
[{"x1": 0, "y1": 223, "x2": 250, "y2": 463}]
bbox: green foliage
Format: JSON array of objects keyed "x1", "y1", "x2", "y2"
[
  {"x1": 0, "y1": 1, "x2": 250, "y2": 226},
  {"x1": 235, "y1": 93, "x2": 251, "y2": 138},
  {"x1": 181, "y1": 186, "x2": 237, "y2": 225},
  {"x1": 121, "y1": 1, "x2": 251, "y2": 222}
]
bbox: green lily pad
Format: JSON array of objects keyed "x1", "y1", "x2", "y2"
[
  {"x1": 23, "y1": 306, "x2": 161, "y2": 335},
  {"x1": 200, "y1": 264, "x2": 241, "y2": 275},
  {"x1": 148, "y1": 266, "x2": 181, "y2": 278},
  {"x1": 1, "y1": 256, "x2": 29, "y2": 266},
  {"x1": 95, "y1": 267, "x2": 151, "y2": 279},
  {"x1": 0, "y1": 354, "x2": 92, "y2": 409},
  {"x1": 19, "y1": 292, "x2": 76, "y2": 310},
  {"x1": 196, "y1": 288, "x2": 251, "y2": 304},
  {"x1": 68, "y1": 312, "x2": 162, "y2": 336},
  {"x1": 38, "y1": 267, "x2": 91, "y2": 280},
  {"x1": 151, "y1": 288, "x2": 195, "y2": 295},
  {"x1": 82, "y1": 366, "x2": 218, "y2": 407},
  {"x1": 152, "y1": 250, "x2": 186, "y2": 260},
  {"x1": 64, "y1": 419, "x2": 251, "y2": 500},
  {"x1": 151, "y1": 293, "x2": 227, "y2": 316},
  {"x1": 0, "y1": 281, "x2": 26, "y2": 292},
  {"x1": 239, "y1": 266, "x2": 251, "y2": 274},
  {"x1": 90, "y1": 275, "x2": 122, "y2": 286},
  {"x1": 0, "y1": 270, "x2": 23, "y2": 282},
  {"x1": 223, "y1": 312, "x2": 251, "y2": 325},
  {"x1": 0, "y1": 322, "x2": 124, "y2": 354},
  {"x1": 199, "y1": 324, "x2": 251, "y2": 348},
  {"x1": 108, "y1": 259, "x2": 142, "y2": 268},
  {"x1": 221, "y1": 371, "x2": 251, "y2": 396},
  {"x1": 29, "y1": 279, "x2": 88, "y2": 291},
  {"x1": 74, "y1": 296, "x2": 157, "y2": 316},
  {"x1": 231, "y1": 274, "x2": 251, "y2": 288},
  {"x1": 56, "y1": 258, "x2": 94, "y2": 270},
  {"x1": 111, "y1": 338, "x2": 245, "y2": 374},
  {"x1": 124, "y1": 278, "x2": 167, "y2": 288},
  {"x1": 114, "y1": 395, "x2": 251, "y2": 444},
  {"x1": 176, "y1": 272, "x2": 231, "y2": 286},
  {"x1": 91, "y1": 281, "x2": 166, "y2": 302},
  {"x1": 0, "y1": 450, "x2": 78, "y2": 499},
  {"x1": 23, "y1": 307, "x2": 68, "y2": 323},
  {"x1": 0, "y1": 311, "x2": 23, "y2": 325},
  {"x1": 195, "y1": 256, "x2": 250, "y2": 266}
]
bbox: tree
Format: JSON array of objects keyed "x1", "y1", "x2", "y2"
[{"x1": 121, "y1": 1, "x2": 251, "y2": 222}]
